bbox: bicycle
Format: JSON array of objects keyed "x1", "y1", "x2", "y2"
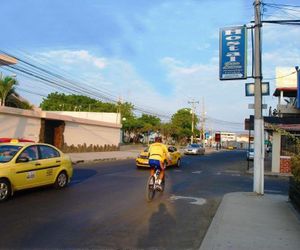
[{"x1": 146, "y1": 166, "x2": 165, "y2": 202}]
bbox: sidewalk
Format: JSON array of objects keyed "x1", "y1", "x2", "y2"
[
  {"x1": 199, "y1": 192, "x2": 300, "y2": 250},
  {"x1": 68, "y1": 149, "x2": 141, "y2": 164}
]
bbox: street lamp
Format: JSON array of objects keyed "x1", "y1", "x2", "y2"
[
  {"x1": 121, "y1": 117, "x2": 126, "y2": 143},
  {"x1": 296, "y1": 66, "x2": 300, "y2": 109}
]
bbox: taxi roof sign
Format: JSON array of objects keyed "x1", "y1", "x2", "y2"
[{"x1": 0, "y1": 138, "x2": 34, "y2": 143}]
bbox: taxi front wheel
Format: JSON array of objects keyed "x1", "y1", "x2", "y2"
[
  {"x1": 54, "y1": 171, "x2": 68, "y2": 189},
  {"x1": 0, "y1": 179, "x2": 11, "y2": 202}
]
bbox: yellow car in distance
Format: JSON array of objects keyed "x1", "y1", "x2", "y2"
[
  {"x1": 0, "y1": 140, "x2": 73, "y2": 202},
  {"x1": 136, "y1": 145, "x2": 181, "y2": 168}
]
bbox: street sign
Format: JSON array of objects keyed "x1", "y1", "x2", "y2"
[
  {"x1": 245, "y1": 82, "x2": 270, "y2": 96},
  {"x1": 248, "y1": 104, "x2": 267, "y2": 109},
  {"x1": 297, "y1": 68, "x2": 300, "y2": 109},
  {"x1": 219, "y1": 26, "x2": 247, "y2": 80}
]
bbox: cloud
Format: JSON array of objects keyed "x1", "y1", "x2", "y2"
[
  {"x1": 28, "y1": 47, "x2": 266, "y2": 131},
  {"x1": 41, "y1": 50, "x2": 107, "y2": 69},
  {"x1": 160, "y1": 56, "x2": 250, "y2": 129}
]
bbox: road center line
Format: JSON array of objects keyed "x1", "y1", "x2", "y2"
[{"x1": 192, "y1": 171, "x2": 202, "y2": 174}]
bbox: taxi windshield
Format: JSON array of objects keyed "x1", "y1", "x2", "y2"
[{"x1": 0, "y1": 145, "x2": 22, "y2": 163}]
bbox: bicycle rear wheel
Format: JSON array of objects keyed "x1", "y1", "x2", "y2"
[{"x1": 146, "y1": 175, "x2": 155, "y2": 202}]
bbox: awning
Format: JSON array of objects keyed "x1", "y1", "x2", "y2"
[{"x1": 273, "y1": 87, "x2": 297, "y2": 97}]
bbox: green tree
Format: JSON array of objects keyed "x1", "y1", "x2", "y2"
[
  {"x1": 40, "y1": 92, "x2": 135, "y2": 116},
  {"x1": 137, "y1": 114, "x2": 161, "y2": 143},
  {"x1": 138, "y1": 114, "x2": 161, "y2": 132},
  {"x1": 0, "y1": 74, "x2": 18, "y2": 106},
  {"x1": 119, "y1": 102, "x2": 135, "y2": 121},
  {"x1": 160, "y1": 122, "x2": 177, "y2": 144},
  {"x1": 171, "y1": 108, "x2": 199, "y2": 144}
]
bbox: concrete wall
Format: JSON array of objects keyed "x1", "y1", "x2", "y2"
[
  {"x1": 271, "y1": 132, "x2": 281, "y2": 173},
  {"x1": 0, "y1": 112, "x2": 41, "y2": 142},
  {"x1": 48, "y1": 111, "x2": 121, "y2": 124},
  {"x1": 0, "y1": 107, "x2": 121, "y2": 149},
  {"x1": 63, "y1": 121, "x2": 120, "y2": 147}
]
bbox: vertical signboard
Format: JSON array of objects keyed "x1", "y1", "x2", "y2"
[
  {"x1": 297, "y1": 69, "x2": 300, "y2": 109},
  {"x1": 245, "y1": 82, "x2": 270, "y2": 96},
  {"x1": 219, "y1": 26, "x2": 247, "y2": 80}
]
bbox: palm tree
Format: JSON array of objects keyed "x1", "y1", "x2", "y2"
[{"x1": 0, "y1": 73, "x2": 18, "y2": 106}]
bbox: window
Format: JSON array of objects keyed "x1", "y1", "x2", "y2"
[
  {"x1": 0, "y1": 145, "x2": 22, "y2": 163},
  {"x1": 281, "y1": 134, "x2": 300, "y2": 156},
  {"x1": 39, "y1": 145, "x2": 60, "y2": 159},
  {"x1": 19, "y1": 146, "x2": 39, "y2": 161}
]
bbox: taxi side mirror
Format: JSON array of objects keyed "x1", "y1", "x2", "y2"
[{"x1": 16, "y1": 157, "x2": 30, "y2": 163}]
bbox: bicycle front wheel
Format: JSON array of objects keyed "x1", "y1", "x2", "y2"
[{"x1": 146, "y1": 175, "x2": 155, "y2": 202}]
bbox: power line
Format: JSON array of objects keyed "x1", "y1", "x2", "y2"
[
  {"x1": 263, "y1": 2, "x2": 300, "y2": 9},
  {"x1": 0, "y1": 50, "x2": 173, "y2": 119},
  {"x1": 0, "y1": 50, "x2": 247, "y2": 129},
  {"x1": 264, "y1": 71, "x2": 296, "y2": 80}
]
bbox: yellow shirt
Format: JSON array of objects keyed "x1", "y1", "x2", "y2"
[{"x1": 148, "y1": 142, "x2": 169, "y2": 162}]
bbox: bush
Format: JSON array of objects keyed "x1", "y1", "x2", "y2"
[{"x1": 291, "y1": 155, "x2": 300, "y2": 182}]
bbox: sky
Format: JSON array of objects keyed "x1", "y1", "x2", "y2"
[{"x1": 1, "y1": 0, "x2": 300, "y2": 132}]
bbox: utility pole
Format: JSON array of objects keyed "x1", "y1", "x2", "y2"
[
  {"x1": 253, "y1": 0, "x2": 264, "y2": 195},
  {"x1": 201, "y1": 98, "x2": 206, "y2": 147},
  {"x1": 296, "y1": 66, "x2": 300, "y2": 109},
  {"x1": 188, "y1": 100, "x2": 199, "y2": 144}
]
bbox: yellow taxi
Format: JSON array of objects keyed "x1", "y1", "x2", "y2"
[
  {"x1": 0, "y1": 139, "x2": 73, "y2": 202},
  {"x1": 136, "y1": 145, "x2": 181, "y2": 168}
]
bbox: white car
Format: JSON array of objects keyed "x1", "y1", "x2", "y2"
[
  {"x1": 247, "y1": 148, "x2": 254, "y2": 161},
  {"x1": 184, "y1": 144, "x2": 205, "y2": 155}
]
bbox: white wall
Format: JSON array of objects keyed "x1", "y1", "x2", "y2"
[
  {"x1": 64, "y1": 121, "x2": 120, "y2": 146},
  {"x1": 48, "y1": 111, "x2": 121, "y2": 124},
  {"x1": 0, "y1": 113, "x2": 41, "y2": 142},
  {"x1": 272, "y1": 132, "x2": 281, "y2": 173}
]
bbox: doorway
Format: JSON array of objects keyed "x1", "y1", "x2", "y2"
[{"x1": 40, "y1": 119, "x2": 65, "y2": 149}]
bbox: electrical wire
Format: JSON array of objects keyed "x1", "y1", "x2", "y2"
[
  {"x1": 264, "y1": 71, "x2": 296, "y2": 80},
  {"x1": 0, "y1": 50, "x2": 247, "y2": 129},
  {"x1": 0, "y1": 50, "x2": 173, "y2": 119}
]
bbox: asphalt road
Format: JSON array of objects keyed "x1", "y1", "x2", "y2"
[{"x1": 0, "y1": 150, "x2": 289, "y2": 249}]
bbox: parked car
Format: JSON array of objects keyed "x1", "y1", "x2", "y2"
[
  {"x1": 0, "y1": 139, "x2": 73, "y2": 202},
  {"x1": 184, "y1": 144, "x2": 205, "y2": 155},
  {"x1": 136, "y1": 145, "x2": 181, "y2": 168},
  {"x1": 247, "y1": 148, "x2": 254, "y2": 161}
]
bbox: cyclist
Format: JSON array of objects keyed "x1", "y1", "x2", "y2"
[{"x1": 148, "y1": 137, "x2": 170, "y2": 190}]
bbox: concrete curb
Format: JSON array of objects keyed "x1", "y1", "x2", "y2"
[
  {"x1": 246, "y1": 170, "x2": 292, "y2": 178},
  {"x1": 72, "y1": 156, "x2": 137, "y2": 165}
]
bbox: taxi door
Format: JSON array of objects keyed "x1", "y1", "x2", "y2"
[
  {"x1": 37, "y1": 145, "x2": 62, "y2": 184},
  {"x1": 12, "y1": 145, "x2": 44, "y2": 190}
]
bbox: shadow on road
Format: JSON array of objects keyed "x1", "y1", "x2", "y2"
[
  {"x1": 69, "y1": 168, "x2": 97, "y2": 186},
  {"x1": 137, "y1": 203, "x2": 176, "y2": 249}
]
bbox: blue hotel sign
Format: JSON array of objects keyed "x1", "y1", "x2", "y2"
[
  {"x1": 219, "y1": 26, "x2": 247, "y2": 80},
  {"x1": 297, "y1": 69, "x2": 300, "y2": 109}
]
